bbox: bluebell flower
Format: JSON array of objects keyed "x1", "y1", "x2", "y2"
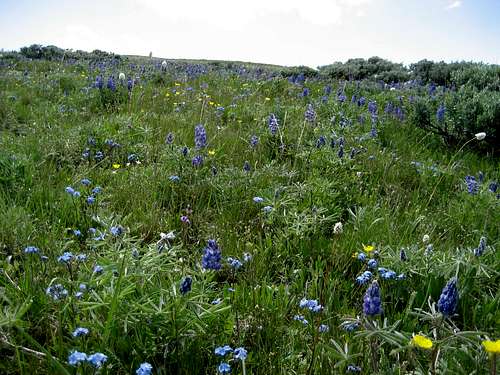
[
  {"x1": 368, "y1": 101, "x2": 377, "y2": 115},
  {"x1": 338, "y1": 144, "x2": 344, "y2": 159},
  {"x1": 474, "y1": 236, "x2": 487, "y2": 257},
  {"x1": 215, "y1": 345, "x2": 233, "y2": 356},
  {"x1": 212, "y1": 298, "x2": 222, "y2": 305},
  {"x1": 136, "y1": 362, "x2": 153, "y2": 375},
  {"x1": 438, "y1": 277, "x2": 458, "y2": 317},
  {"x1": 305, "y1": 104, "x2": 316, "y2": 122},
  {"x1": 58, "y1": 252, "x2": 73, "y2": 264},
  {"x1": 76, "y1": 254, "x2": 87, "y2": 262},
  {"x1": 106, "y1": 76, "x2": 115, "y2": 91},
  {"x1": 169, "y1": 175, "x2": 180, "y2": 182},
  {"x1": 293, "y1": 315, "x2": 308, "y2": 325},
  {"x1": 72, "y1": 327, "x2": 89, "y2": 337},
  {"x1": 250, "y1": 135, "x2": 259, "y2": 148},
  {"x1": 465, "y1": 175, "x2": 479, "y2": 195},
  {"x1": 227, "y1": 257, "x2": 243, "y2": 270},
  {"x1": 341, "y1": 321, "x2": 360, "y2": 332},
  {"x1": 94, "y1": 75, "x2": 104, "y2": 90},
  {"x1": 86, "y1": 196, "x2": 95, "y2": 204},
  {"x1": 65, "y1": 186, "x2": 75, "y2": 195},
  {"x1": 80, "y1": 178, "x2": 91, "y2": 186},
  {"x1": 46, "y1": 284, "x2": 68, "y2": 301},
  {"x1": 425, "y1": 244, "x2": 434, "y2": 256},
  {"x1": 370, "y1": 125, "x2": 377, "y2": 138},
  {"x1": 351, "y1": 94, "x2": 357, "y2": 103},
  {"x1": 194, "y1": 124, "x2": 207, "y2": 149},
  {"x1": 68, "y1": 350, "x2": 87, "y2": 366},
  {"x1": 182, "y1": 146, "x2": 189, "y2": 157},
  {"x1": 262, "y1": 205, "x2": 273, "y2": 213},
  {"x1": 318, "y1": 324, "x2": 329, "y2": 333},
  {"x1": 180, "y1": 276, "x2": 192, "y2": 295},
  {"x1": 337, "y1": 92, "x2": 346, "y2": 102},
  {"x1": 127, "y1": 77, "x2": 133, "y2": 91},
  {"x1": 400, "y1": 248, "x2": 407, "y2": 261},
  {"x1": 253, "y1": 196, "x2": 264, "y2": 203},
  {"x1": 268, "y1": 114, "x2": 279, "y2": 136},
  {"x1": 165, "y1": 132, "x2": 174, "y2": 144},
  {"x1": 378, "y1": 267, "x2": 397, "y2": 280},
  {"x1": 356, "y1": 271, "x2": 372, "y2": 285},
  {"x1": 363, "y1": 281, "x2": 382, "y2": 316},
  {"x1": 128, "y1": 154, "x2": 138, "y2": 163},
  {"x1": 489, "y1": 181, "x2": 498, "y2": 193},
  {"x1": 385, "y1": 102, "x2": 393, "y2": 113},
  {"x1": 218, "y1": 362, "x2": 231, "y2": 374},
  {"x1": 87, "y1": 352, "x2": 108, "y2": 368},
  {"x1": 110, "y1": 226, "x2": 123, "y2": 237},
  {"x1": 367, "y1": 259, "x2": 377, "y2": 269},
  {"x1": 94, "y1": 151, "x2": 104, "y2": 161},
  {"x1": 202, "y1": 239, "x2": 222, "y2": 270},
  {"x1": 234, "y1": 347, "x2": 247, "y2": 361},
  {"x1": 82, "y1": 148, "x2": 90, "y2": 159},
  {"x1": 299, "y1": 298, "x2": 323, "y2": 313},
  {"x1": 243, "y1": 253, "x2": 252, "y2": 262},
  {"x1": 73, "y1": 229, "x2": 81, "y2": 237},
  {"x1": 324, "y1": 85, "x2": 332, "y2": 95},
  {"x1": 93, "y1": 265, "x2": 104, "y2": 274},
  {"x1": 24, "y1": 246, "x2": 39, "y2": 254},
  {"x1": 436, "y1": 104, "x2": 445, "y2": 122},
  {"x1": 357, "y1": 97, "x2": 366, "y2": 106},
  {"x1": 211, "y1": 165, "x2": 218, "y2": 176},
  {"x1": 192, "y1": 155, "x2": 203, "y2": 167},
  {"x1": 357, "y1": 252, "x2": 366, "y2": 262},
  {"x1": 397, "y1": 273, "x2": 406, "y2": 280},
  {"x1": 315, "y1": 136, "x2": 326, "y2": 148},
  {"x1": 301, "y1": 87, "x2": 309, "y2": 97},
  {"x1": 243, "y1": 161, "x2": 251, "y2": 172}
]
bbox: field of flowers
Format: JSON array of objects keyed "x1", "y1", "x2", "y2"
[{"x1": 0, "y1": 51, "x2": 498, "y2": 374}]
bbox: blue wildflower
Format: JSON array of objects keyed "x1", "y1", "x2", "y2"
[
  {"x1": 93, "y1": 265, "x2": 104, "y2": 274},
  {"x1": 347, "y1": 365, "x2": 361, "y2": 372},
  {"x1": 358, "y1": 97, "x2": 366, "y2": 106},
  {"x1": 357, "y1": 252, "x2": 366, "y2": 262},
  {"x1": 253, "y1": 196, "x2": 264, "y2": 203},
  {"x1": 194, "y1": 124, "x2": 207, "y2": 149},
  {"x1": 80, "y1": 178, "x2": 91, "y2": 186},
  {"x1": 218, "y1": 362, "x2": 231, "y2": 374},
  {"x1": 234, "y1": 347, "x2": 247, "y2": 361},
  {"x1": 299, "y1": 298, "x2": 323, "y2": 313},
  {"x1": 73, "y1": 229, "x2": 81, "y2": 237},
  {"x1": 318, "y1": 324, "x2": 329, "y2": 333},
  {"x1": 72, "y1": 327, "x2": 89, "y2": 337},
  {"x1": 436, "y1": 104, "x2": 445, "y2": 122},
  {"x1": 166, "y1": 132, "x2": 174, "y2": 144},
  {"x1": 169, "y1": 175, "x2": 180, "y2": 182},
  {"x1": 110, "y1": 226, "x2": 123, "y2": 237},
  {"x1": 136, "y1": 362, "x2": 153, "y2": 375},
  {"x1": 356, "y1": 271, "x2": 372, "y2": 285},
  {"x1": 212, "y1": 298, "x2": 222, "y2": 305},
  {"x1": 192, "y1": 155, "x2": 203, "y2": 167},
  {"x1": 180, "y1": 276, "x2": 192, "y2": 295},
  {"x1": 305, "y1": 104, "x2": 316, "y2": 123},
  {"x1": 489, "y1": 181, "x2": 498, "y2": 193},
  {"x1": 243, "y1": 253, "x2": 252, "y2": 262},
  {"x1": 86, "y1": 196, "x2": 95, "y2": 205},
  {"x1": 474, "y1": 236, "x2": 487, "y2": 257},
  {"x1": 68, "y1": 350, "x2": 87, "y2": 366},
  {"x1": 243, "y1": 161, "x2": 251, "y2": 172},
  {"x1": 465, "y1": 175, "x2": 479, "y2": 195},
  {"x1": 315, "y1": 136, "x2": 326, "y2": 148},
  {"x1": 87, "y1": 352, "x2": 108, "y2": 368},
  {"x1": 262, "y1": 205, "x2": 272, "y2": 213},
  {"x1": 293, "y1": 315, "x2": 308, "y2": 325},
  {"x1": 341, "y1": 321, "x2": 360, "y2": 332},
  {"x1": 202, "y1": 239, "x2": 222, "y2": 270},
  {"x1": 268, "y1": 114, "x2": 279, "y2": 136},
  {"x1": 400, "y1": 248, "x2": 407, "y2": 261},
  {"x1": 106, "y1": 76, "x2": 115, "y2": 91},
  {"x1": 94, "y1": 151, "x2": 104, "y2": 161},
  {"x1": 128, "y1": 154, "x2": 138, "y2": 163},
  {"x1": 24, "y1": 246, "x2": 39, "y2": 254},
  {"x1": 76, "y1": 254, "x2": 87, "y2": 262},
  {"x1": 58, "y1": 252, "x2": 73, "y2": 264},
  {"x1": 46, "y1": 284, "x2": 68, "y2": 301},
  {"x1": 250, "y1": 135, "x2": 259, "y2": 148},
  {"x1": 215, "y1": 345, "x2": 233, "y2": 356},
  {"x1": 367, "y1": 259, "x2": 378, "y2": 269},
  {"x1": 363, "y1": 281, "x2": 382, "y2": 316},
  {"x1": 182, "y1": 146, "x2": 189, "y2": 157},
  {"x1": 438, "y1": 277, "x2": 458, "y2": 317},
  {"x1": 227, "y1": 257, "x2": 243, "y2": 270},
  {"x1": 338, "y1": 144, "x2": 344, "y2": 159}
]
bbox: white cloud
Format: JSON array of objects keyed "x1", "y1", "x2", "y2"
[{"x1": 445, "y1": 1, "x2": 462, "y2": 10}]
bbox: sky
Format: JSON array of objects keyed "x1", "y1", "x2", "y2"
[{"x1": 0, "y1": 0, "x2": 499, "y2": 67}]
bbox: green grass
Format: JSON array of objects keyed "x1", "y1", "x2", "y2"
[{"x1": 0, "y1": 55, "x2": 498, "y2": 375}]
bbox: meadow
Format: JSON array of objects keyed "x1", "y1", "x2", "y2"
[{"x1": 0, "y1": 47, "x2": 499, "y2": 374}]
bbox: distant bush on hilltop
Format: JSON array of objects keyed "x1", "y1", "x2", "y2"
[{"x1": 19, "y1": 44, "x2": 123, "y2": 62}]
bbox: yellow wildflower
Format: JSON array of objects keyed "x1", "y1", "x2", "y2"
[
  {"x1": 363, "y1": 245, "x2": 375, "y2": 253},
  {"x1": 482, "y1": 340, "x2": 500, "y2": 354},
  {"x1": 112, "y1": 164, "x2": 121, "y2": 169},
  {"x1": 174, "y1": 82, "x2": 181, "y2": 86},
  {"x1": 265, "y1": 97, "x2": 271, "y2": 101},
  {"x1": 165, "y1": 93, "x2": 170, "y2": 97},
  {"x1": 411, "y1": 335, "x2": 433, "y2": 350},
  {"x1": 208, "y1": 150, "x2": 216, "y2": 156}
]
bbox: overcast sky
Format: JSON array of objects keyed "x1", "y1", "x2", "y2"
[{"x1": 1, "y1": 0, "x2": 499, "y2": 67}]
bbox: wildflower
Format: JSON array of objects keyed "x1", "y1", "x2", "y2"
[
  {"x1": 294, "y1": 315, "x2": 308, "y2": 325},
  {"x1": 436, "y1": 104, "x2": 445, "y2": 122},
  {"x1": 262, "y1": 205, "x2": 272, "y2": 213},
  {"x1": 357, "y1": 252, "x2": 366, "y2": 262},
  {"x1": 136, "y1": 362, "x2": 153, "y2": 375},
  {"x1": 299, "y1": 298, "x2": 323, "y2": 313},
  {"x1": 169, "y1": 175, "x2": 180, "y2": 182},
  {"x1": 95, "y1": 151, "x2": 104, "y2": 161},
  {"x1": 411, "y1": 334, "x2": 433, "y2": 350},
  {"x1": 337, "y1": 144, "x2": 344, "y2": 158},
  {"x1": 333, "y1": 222, "x2": 343, "y2": 234},
  {"x1": 24, "y1": 246, "x2": 39, "y2": 254},
  {"x1": 166, "y1": 132, "x2": 174, "y2": 144},
  {"x1": 268, "y1": 114, "x2": 279, "y2": 136},
  {"x1": 475, "y1": 132, "x2": 486, "y2": 141},
  {"x1": 250, "y1": 135, "x2": 259, "y2": 148},
  {"x1": 377, "y1": 267, "x2": 397, "y2": 280},
  {"x1": 243, "y1": 253, "x2": 252, "y2": 262},
  {"x1": 465, "y1": 175, "x2": 479, "y2": 195},
  {"x1": 93, "y1": 265, "x2": 104, "y2": 274},
  {"x1": 212, "y1": 298, "x2": 222, "y2": 305},
  {"x1": 318, "y1": 324, "x2": 329, "y2": 333},
  {"x1": 367, "y1": 259, "x2": 378, "y2": 269},
  {"x1": 208, "y1": 149, "x2": 216, "y2": 156},
  {"x1": 356, "y1": 271, "x2": 372, "y2": 285},
  {"x1": 180, "y1": 276, "x2": 192, "y2": 295},
  {"x1": 315, "y1": 136, "x2": 326, "y2": 148},
  {"x1": 112, "y1": 163, "x2": 121, "y2": 169},
  {"x1": 180, "y1": 215, "x2": 190, "y2": 224},
  {"x1": 347, "y1": 365, "x2": 361, "y2": 372},
  {"x1": 182, "y1": 146, "x2": 189, "y2": 157},
  {"x1": 202, "y1": 239, "x2": 222, "y2": 270},
  {"x1": 482, "y1": 340, "x2": 500, "y2": 354},
  {"x1": 400, "y1": 248, "x2": 407, "y2": 261},
  {"x1": 253, "y1": 196, "x2": 264, "y2": 203},
  {"x1": 194, "y1": 124, "x2": 207, "y2": 149},
  {"x1": 227, "y1": 257, "x2": 243, "y2": 270},
  {"x1": 425, "y1": 244, "x2": 434, "y2": 256},
  {"x1": 363, "y1": 281, "x2": 382, "y2": 316},
  {"x1": 72, "y1": 327, "x2": 89, "y2": 337},
  {"x1": 341, "y1": 321, "x2": 360, "y2": 332},
  {"x1": 128, "y1": 154, "x2": 138, "y2": 163},
  {"x1": 46, "y1": 284, "x2": 68, "y2": 301},
  {"x1": 218, "y1": 362, "x2": 231, "y2": 374},
  {"x1": 110, "y1": 226, "x2": 123, "y2": 237},
  {"x1": 87, "y1": 352, "x2": 108, "y2": 368},
  {"x1": 211, "y1": 165, "x2": 217, "y2": 176},
  {"x1": 363, "y1": 245, "x2": 375, "y2": 253},
  {"x1": 368, "y1": 101, "x2": 377, "y2": 115},
  {"x1": 118, "y1": 72, "x2": 126, "y2": 81},
  {"x1": 243, "y1": 161, "x2": 251, "y2": 172},
  {"x1": 107, "y1": 76, "x2": 116, "y2": 91},
  {"x1": 474, "y1": 236, "x2": 487, "y2": 257},
  {"x1": 489, "y1": 182, "x2": 498, "y2": 193},
  {"x1": 80, "y1": 178, "x2": 91, "y2": 186},
  {"x1": 86, "y1": 196, "x2": 95, "y2": 205},
  {"x1": 76, "y1": 254, "x2": 87, "y2": 262},
  {"x1": 233, "y1": 347, "x2": 248, "y2": 361},
  {"x1": 58, "y1": 252, "x2": 73, "y2": 264},
  {"x1": 68, "y1": 350, "x2": 87, "y2": 366},
  {"x1": 215, "y1": 345, "x2": 233, "y2": 356},
  {"x1": 305, "y1": 104, "x2": 316, "y2": 122},
  {"x1": 438, "y1": 277, "x2": 458, "y2": 317},
  {"x1": 192, "y1": 155, "x2": 203, "y2": 167},
  {"x1": 73, "y1": 229, "x2": 81, "y2": 237}
]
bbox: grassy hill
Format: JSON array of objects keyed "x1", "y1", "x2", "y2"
[{"x1": 0, "y1": 51, "x2": 498, "y2": 374}]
